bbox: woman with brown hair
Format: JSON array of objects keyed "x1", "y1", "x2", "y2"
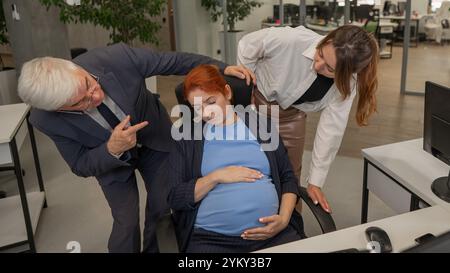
[{"x1": 238, "y1": 25, "x2": 379, "y2": 213}]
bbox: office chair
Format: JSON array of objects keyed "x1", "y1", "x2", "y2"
[
  {"x1": 158, "y1": 76, "x2": 337, "y2": 252},
  {"x1": 70, "y1": 48, "x2": 88, "y2": 59}
]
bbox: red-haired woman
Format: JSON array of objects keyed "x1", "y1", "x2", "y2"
[
  {"x1": 238, "y1": 25, "x2": 379, "y2": 213},
  {"x1": 168, "y1": 65, "x2": 304, "y2": 253}
]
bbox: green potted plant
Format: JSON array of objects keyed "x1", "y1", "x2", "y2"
[
  {"x1": 201, "y1": 0, "x2": 262, "y2": 32},
  {"x1": 201, "y1": 0, "x2": 262, "y2": 64},
  {"x1": 39, "y1": 0, "x2": 167, "y2": 46}
]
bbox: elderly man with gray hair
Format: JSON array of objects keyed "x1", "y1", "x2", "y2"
[{"x1": 18, "y1": 42, "x2": 256, "y2": 253}]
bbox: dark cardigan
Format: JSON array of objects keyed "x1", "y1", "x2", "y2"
[{"x1": 167, "y1": 109, "x2": 303, "y2": 252}]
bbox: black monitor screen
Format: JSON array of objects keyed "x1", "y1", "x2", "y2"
[
  {"x1": 402, "y1": 231, "x2": 450, "y2": 253},
  {"x1": 423, "y1": 81, "x2": 450, "y2": 165},
  {"x1": 274, "y1": 4, "x2": 299, "y2": 23},
  {"x1": 316, "y1": 5, "x2": 332, "y2": 21},
  {"x1": 306, "y1": 5, "x2": 319, "y2": 18},
  {"x1": 383, "y1": 0, "x2": 392, "y2": 13},
  {"x1": 354, "y1": 5, "x2": 374, "y2": 21}
]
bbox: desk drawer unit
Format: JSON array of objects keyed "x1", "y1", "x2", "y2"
[
  {"x1": 379, "y1": 26, "x2": 393, "y2": 34},
  {"x1": 367, "y1": 163, "x2": 412, "y2": 214}
]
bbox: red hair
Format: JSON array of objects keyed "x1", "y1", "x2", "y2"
[{"x1": 183, "y1": 64, "x2": 228, "y2": 99}]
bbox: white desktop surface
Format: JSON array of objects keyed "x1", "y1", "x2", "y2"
[
  {"x1": 381, "y1": 15, "x2": 423, "y2": 21},
  {"x1": 362, "y1": 138, "x2": 450, "y2": 212},
  {"x1": 379, "y1": 21, "x2": 398, "y2": 27},
  {"x1": 257, "y1": 206, "x2": 450, "y2": 253}
]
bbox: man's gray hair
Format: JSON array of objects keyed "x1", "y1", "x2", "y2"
[{"x1": 18, "y1": 57, "x2": 81, "y2": 111}]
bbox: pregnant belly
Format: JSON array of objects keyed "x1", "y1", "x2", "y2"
[{"x1": 195, "y1": 178, "x2": 279, "y2": 236}]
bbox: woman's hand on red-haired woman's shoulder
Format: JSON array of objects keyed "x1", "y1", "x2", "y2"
[{"x1": 224, "y1": 65, "x2": 257, "y2": 86}]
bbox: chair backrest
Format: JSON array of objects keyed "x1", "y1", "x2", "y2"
[
  {"x1": 71, "y1": 48, "x2": 88, "y2": 59},
  {"x1": 364, "y1": 20, "x2": 379, "y2": 34},
  {"x1": 363, "y1": 8, "x2": 380, "y2": 35}
]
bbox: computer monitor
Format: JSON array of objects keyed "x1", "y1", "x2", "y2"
[
  {"x1": 383, "y1": 0, "x2": 397, "y2": 16},
  {"x1": 316, "y1": 5, "x2": 333, "y2": 24},
  {"x1": 306, "y1": 5, "x2": 319, "y2": 18},
  {"x1": 274, "y1": 4, "x2": 299, "y2": 24},
  {"x1": 423, "y1": 81, "x2": 450, "y2": 202},
  {"x1": 402, "y1": 231, "x2": 450, "y2": 253},
  {"x1": 383, "y1": 0, "x2": 392, "y2": 15},
  {"x1": 334, "y1": 6, "x2": 345, "y2": 22}
]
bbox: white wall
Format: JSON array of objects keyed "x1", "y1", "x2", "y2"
[
  {"x1": 210, "y1": 0, "x2": 274, "y2": 60},
  {"x1": 411, "y1": 0, "x2": 429, "y2": 15},
  {"x1": 0, "y1": 69, "x2": 20, "y2": 105},
  {"x1": 173, "y1": 0, "x2": 214, "y2": 56},
  {"x1": 67, "y1": 23, "x2": 111, "y2": 50}
]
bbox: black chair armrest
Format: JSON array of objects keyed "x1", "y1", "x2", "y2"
[{"x1": 298, "y1": 186, "x2": 337, "y2": 234}]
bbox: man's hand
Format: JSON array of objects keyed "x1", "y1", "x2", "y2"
[
  {"x1": 224, "y1": 65, "x2": 257, "y2": 86},
  {"x1": 106, "y1": 115, "x2": 148, "y2": 156},
  {"x1": 307, "y1": 184, "x2": 332, "y2": 213},
  {"x1": 241, "y1": 214, "x2": 289, "y2": 240}
]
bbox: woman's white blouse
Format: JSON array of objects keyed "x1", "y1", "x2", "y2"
[{"x1": 238, "y1": 26, "x2": 357, "y2": 188}]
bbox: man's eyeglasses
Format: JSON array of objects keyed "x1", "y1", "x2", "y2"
[{"x1": 57, "y1": 73, "x2": 99, "y2": 114}]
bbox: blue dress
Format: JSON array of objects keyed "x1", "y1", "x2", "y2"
[{"x1": 195, "y1": 117, "x2": 279, "y2": 236}]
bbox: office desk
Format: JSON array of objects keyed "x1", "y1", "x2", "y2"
[
  {"x1": 261, "y1": 22, "x2": 295, "y2": 29},
  {"x1": 381, "y1": 15, "x2": 424, "y2": 21},
  {"x1": 257, "y1": 206, "x2": 450, "y2": 253},
  {"x1": 378, "y1": 21, "x2": 398, "y2": 59},
  {"x1": 0, "y1": 104, "x2": 46, "y2": 252},
  {"x1": 380, "y1": 15, "x2": 423, "y2": 47},
  {"x1": 361, "y1": 138, "x2": 450, "y2": 224}
]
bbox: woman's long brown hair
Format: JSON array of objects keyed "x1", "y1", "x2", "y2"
[{"x1": 317, "y1": 25, "x2": 379, "y2": 126}]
